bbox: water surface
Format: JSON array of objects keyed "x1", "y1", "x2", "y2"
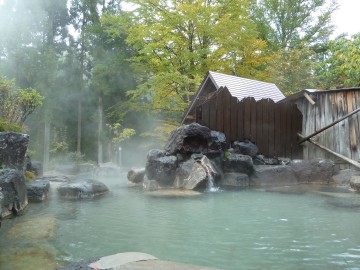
[{"x1": 1, "y1": 172, "x2": 360, "y2": 270}]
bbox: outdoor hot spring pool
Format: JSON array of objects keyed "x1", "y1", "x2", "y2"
[{"x1": 1, "y1": 171, "x2": 360, "y2": 270}]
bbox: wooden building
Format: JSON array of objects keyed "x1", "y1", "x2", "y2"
[
  {"x1": 181, "y1": 71, "x2": 303, "y2": 159},
  {"x1": 282, "y1": 88, "x2": 360, "y2": 169}
]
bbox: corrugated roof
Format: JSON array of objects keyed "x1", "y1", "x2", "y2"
[{"x1": 208, "y1": 71, "x2": 285, "y2": 102}]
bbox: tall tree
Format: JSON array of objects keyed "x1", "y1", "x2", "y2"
[
  {"x1": 105, "y1": 0, "x2": 268, "y2": 118},
  {"x1": 251, "y1": 0, "x2": 337, "y2": 50},
  {"x1": 315, "y1": 33, "x2": 360, "y2": 89}
]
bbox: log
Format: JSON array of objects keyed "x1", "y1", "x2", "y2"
[
  {"x1": 298, "y1": 133, "x2": 360, "y2": 170},
  {"x1": 298, "y1": 106, "x2": 360, "y2": 144}
]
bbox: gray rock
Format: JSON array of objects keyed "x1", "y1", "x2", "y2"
[
  {"x1": 290, "y1": 159, "x2": 335, "y2": 184},
  {"x1": 233, "y1": 140, "x2": 258, "y2": 158},
  {"x1": 40, "y1": 175, "x2": 71, "y2": 183},
  {"x1": 147, "y1": 149, "x2": 166, "y2": 161},
  {"x1": 0, "y1": 169, "x2": 28, "y2": 218},
  {"x1": 223, "y1": 153, "x2": 254, "y2": 175},
  {"x1": 57, "y1": 179, "x2": 109, "y2": 199},
  {"x1": 251, "y1": 165, "x2": 298, "y2": 187},
  {"x1": 145, "y1": 154, "x2": 178, "y2": 187},
  {"x1": 182, "y1": 156, "x2": 219, "y2": 190},
  {"x1": 0, "y1": 132, "x2": 29, "y2": 171},
  {"x1": 208, "y1": 130, "x2": 227, "y2": 156},
  {"x1": 350, "y1": 176, "x2": 360, "y2": 191},
  {"x1": 164, "y1": 123, "x2": 212, "y2": 155},
  {"x1": 174, "y1": 158, "x2": 196, "y2": 188},
  {"x1": 127, "y1": 168, "x2": 145, "y2": 183},
  {"x1": 26, "y1": 180, "x2": 50, "y2": 202},
  {"x1": 143, "y1": 178, "x2": 159, "y2": 191},
  {"x1": 219, "y1": 172, "x2": 249, "y2": 188},
  {"x1": 332, "y1": 169, "x2": 360, "y2": 186}
]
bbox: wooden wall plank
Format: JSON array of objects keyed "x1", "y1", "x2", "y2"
[
  {"x1": 250, "y1": 98, "x2": 257, "y2": 141},
  {"x1": 274, "y1": 103, "x2": 283, "y2": 157},
  {"x1": 244, "y1": 98, "x2": 252, "y2": 139},
  {"x1": 262, "y1": 99, "x2": 270, "y2": 156},
  {"x1": 255, "y1": 99, "x2": 263, "y2": 154},
  {"x1": 223, "y1": 88, "x2": 232, "y2": 141},
  {"x1": 209, "y1": 97, "x2": 217, "y2": 130},
  {"x1": 268, "y1": 100, "x2": 275, "y2": 157},
  {"x1": 230, "y1": 96, "x2": 238, "y2": 143},
  {"x1": 237, "y1": 100, "x2": 244, "y2": 141},
  {"x1": 216, "y1": 88, "x2": 224, "y2": 132}
]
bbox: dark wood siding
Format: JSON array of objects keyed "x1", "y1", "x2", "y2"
[{"x1": 197, "y1": 87, "x2": 303, "y2": 159}]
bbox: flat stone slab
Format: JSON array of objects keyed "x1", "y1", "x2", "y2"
[
  {"x1": 146, "y1": 189, "x2": 202, "y2": 198},
  {"x1": 89, "y1": 252, "x2": 157, "y2": 269},
  {"x1": 88, "y1": 252, "x2": 218, "y2": 270},
  {"x1": 117, "y1": 259, "x2": 220, "y2": 270}
]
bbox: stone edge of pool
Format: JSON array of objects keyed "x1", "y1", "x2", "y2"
[{"x1": 57, "y1": 252, "x2": 220, "y2": 270}]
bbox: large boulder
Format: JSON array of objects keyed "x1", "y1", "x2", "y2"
[
  {"x1": 290, "y1": 159, "x2": 335, "y2": 184},
  {"x1": 0, "y1": 132, "x2": 29, "y2": 171},
  {"x1": 174, "y1": 158, "x2": 196, "y2": 188},
  {"x1": 250, "y1": 165, "x2": 298, "y2": 187},
  {"x1": 208, "y1": 131, "x2": 227, "y2": 156},
  {"x1": 57, "y1": 179, "x2": 109, "y2": 199},
  {"x1": 350, "y1": 176, "x2": 360, "y2": 191},
  {"x1": 223, "y1": 153, "x2": 254, "y2": 175},
  {"x1": 219, "y1": 172, "x2": 249, "y2": 189},
  {"x1": 233, "y1": 140, "x2": 258, "y2": 158},
  {"x1": 26, "y1": 180, "x2": 50, "y2": 202},
  {"x1": 164, "y1": 123, "x2": 226, "y2": 156},
  {"x1": 145, "y1": 150, "x2": 178, "y2": 187},
  {"x1": 0, "y1": 169, "x2": 28, "y2": 218},
  {"x1": 25, "y1": 155, "x2": 43, "y2": 177},
  {"x1": 182, "y1": 156, "x2": 220, "y2": 190},
  {"x1": 332, "y1": 169, "x2": 360, "y2": 187},
  {"x1": 127, "y1": 168, "x2": 145, "y2": 184}
]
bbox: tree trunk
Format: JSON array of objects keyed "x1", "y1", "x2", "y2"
[
  {"x1": 97, "y1": 95, "x2": 103, "y2": 164},
  {"x1": 43, "y1": 120, "x2": 50, "y2": 170},
  {"x1": 77, "y1": 98, "x2": 82, "y2": 153}
]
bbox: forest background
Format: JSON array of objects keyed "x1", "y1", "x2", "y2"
[{"x1": 0, "y1": 0, "x2": 359, "y2": 168}]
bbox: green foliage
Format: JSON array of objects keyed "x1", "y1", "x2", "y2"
[
  {"x1": 106, "y1": 123, "x2": 136, "y2": 144},
  {"x1": 0, "y1": 119, "x2": 22, "y2": 132},
  {"x1": 251, "y1": 0, "x2": 338, "y2": 50},
  {"x1": 315, "y1": 33, "x2": 360, "y2": 89},
  {"x1": 25, "y1": 170, "x2": 36, "y2": 183},
  {"x1": 140, "y1": 119, "x2": 178, "y2": 148},
  {"x1": 0, "y1": 75, "x2": 43, "y2": 126},
  {"x1": 268, "y1": 48, "x2": 316, "y2": 95},
  {"x1": 105, "y1": 0, "x2": 268, "y2": 117}
]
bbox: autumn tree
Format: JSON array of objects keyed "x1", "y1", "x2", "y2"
[
  {"x1": 104, "y1": 0, "x2": 268, "y2": 118},
  {"x1": 251, "y1": 0, "x2": 338, "y2": 94},
  {"x1": 315, "y1": 33, "x2": 360, "y2": 89}
]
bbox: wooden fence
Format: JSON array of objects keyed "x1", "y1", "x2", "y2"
[{"x1": 196, "y1": 87, "x2": 303, "y2": 159}]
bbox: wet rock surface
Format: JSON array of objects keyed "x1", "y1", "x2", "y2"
[
  {"x1": 26, "y1": 179, "x2": 50, "y2": 202},
  {"x1": 57, "y1": 179, "x2": 109, "y2": 199},
  {"x1": 145, "y1": 154, "x2": 178, "y2": 187},
  {"x1": 350, "y1": 176, "x2": 360, "y2": 191},
  {"x1": 127, "y1": 168, "x2": 145, "y2": 183},
  {"x1": 223, "y1": 153, "x2": 254, "y2": 175},
  {"x1": 219, "y1": 172, "x2": 249, "y2": 188},
  {"x1": 0, "y1": 168, "x2": 28, "y2": 218},
  {"x1": 290, "y1": 159, "x2": 335, "y2": 184},
  {"x1": 251, "y1": 165, "x2": 298, "y2": 187},
  {"x1": 0, "y1": 132, "x2": 29, "y2": 171},
  {"x1": 233, "y1": 140, "x2": 258, "y2": 158},
  {"x1": 332, "y1": 169, "x2": 360, "y2": 187},
  {"x1": 164, "y1": 123, "x2": 212, "y2": 155}
]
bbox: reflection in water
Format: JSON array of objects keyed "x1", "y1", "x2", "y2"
[{"x1": 1, "y1": 173, "x2": 360, "y2": 270}]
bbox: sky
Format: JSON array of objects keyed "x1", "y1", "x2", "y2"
[{"x1": 332, "y1": 0, "x2": 360, "y2": 36}]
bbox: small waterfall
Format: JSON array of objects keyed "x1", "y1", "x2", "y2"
[{"x1": 203, "y1": 163, "x2": 219, "y2": 192}]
